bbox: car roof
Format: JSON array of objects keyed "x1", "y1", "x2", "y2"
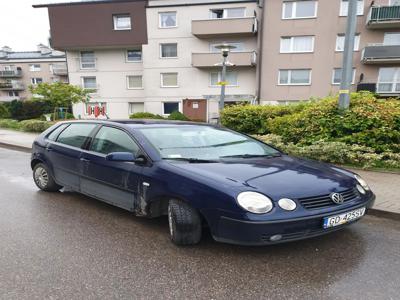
[{"x1": 58, "y1": 119, "x2": 215, "y2": 127}]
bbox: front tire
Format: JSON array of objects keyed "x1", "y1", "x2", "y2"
[
  {"x1": 33, "y1": 163, "x2": 62, "y2": 192},
  {"x1": 168, "y1": 199, "x2": 202, "y2": 246}
]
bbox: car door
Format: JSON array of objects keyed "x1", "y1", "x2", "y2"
[
  {"x1": 79, "y1": 125, "x2": 142, "y2": 211},
  {"x1": 46, "y1": 123, "x2": 98, "y2": 190}
]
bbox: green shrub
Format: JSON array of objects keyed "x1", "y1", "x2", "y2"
[
  {"x1": 0, "y1": 119, "x2": 20, "y2": 130},
  {"x1": 18, "y1": 119, "x2": 54, "y2": 133},
  {"x1": 129, "y1": 112, "x2": 164, "y2": 119},
  {"x1": 4, "y1": 100, "x2": 55, "y2": 121},
  {"x1": 0, "y1": 103, "x2": 9, "y2": 118},
  {"x1": 167, "y1": 111, "x2": 189, "y2": 121}
]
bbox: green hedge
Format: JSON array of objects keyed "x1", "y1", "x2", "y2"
[
  {"x1": 4, "y1": 100, "x2": 56, "y2": 121},
  {"x1": 0, "y1": 103, "x2": 9, "y2": 119},
  {"x1": 129, "y1": 112, "x2": 164, "y2": 119},
  {"x1": 0, "y1": 119, "x2": 54, "y2": 133}
]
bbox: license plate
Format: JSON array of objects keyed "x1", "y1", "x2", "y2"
[{"x1": 323, "y1": 207, "x2": 366, "y2": 229}]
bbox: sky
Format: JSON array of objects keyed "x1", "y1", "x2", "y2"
[{"x1": 0, "y1": 0, "x2": 87, "y2": 51}]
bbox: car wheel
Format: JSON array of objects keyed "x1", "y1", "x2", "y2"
[
  {"x1": 33, "y1": 163, "x2": 62, "y2": 192},
  {"x1": 168, "y1": 199, "x2": 202, "y2": 246}
]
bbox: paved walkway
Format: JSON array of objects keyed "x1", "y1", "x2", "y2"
[{"x1": 0, "y1": 128, "x2": 398, "y2": 217}]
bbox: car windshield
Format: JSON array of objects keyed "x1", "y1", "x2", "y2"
[{"x1": 137, "y1": 125, "x2": 280, "y2": 161}]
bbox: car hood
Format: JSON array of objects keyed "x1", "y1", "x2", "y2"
[{"x1": 168, "y1": 155, "x2": 356, "y2": 200}]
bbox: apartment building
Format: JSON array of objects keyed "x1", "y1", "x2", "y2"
[
  {"x1": 0, "y1": 44, "x2": 68, "y2": 102},
  {"x1": 259, "y1": 0, "x2": 400, "y2": 104},
  {"x1": 35, "y1": 0, "x2": 400, "y2": 119}
]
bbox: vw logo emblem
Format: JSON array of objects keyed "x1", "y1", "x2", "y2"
[{"x1": 330, "y1": 193, "x2": 344, "y2": 204}]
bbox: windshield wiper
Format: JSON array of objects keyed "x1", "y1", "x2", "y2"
[
  {"x1": 220, "y1": 153, "x2": 282, "y2": 159},
  {"x1": 163, "y1": 157, "x2": 218, "y2": 163}
]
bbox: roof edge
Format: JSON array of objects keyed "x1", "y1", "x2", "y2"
[{"x1": 33, "y1": 0, "x2": 144, "y2": 8}]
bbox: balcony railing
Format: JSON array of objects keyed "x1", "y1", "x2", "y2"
[
  {"x1": 361, "y1": 44, "x2": 400, "y2": 64},
  {"x1": 52, "y1": 64, "x2": 68, "y2": 75},
  {"x1": 0, "y1": 69, "x2": 22, "y2": 78},
  {"x1": 192, "y1": 17, "x2": 257, "y2": 38},
  {"x1": 367, "y1": 6, "x2": 400, "y2": 28},
  {"x1": 0, "y1": 81, "x2": 25, "y2": 90},
  {"x1": 192, "y1": 51, "x2": 257, "y2": 68}
]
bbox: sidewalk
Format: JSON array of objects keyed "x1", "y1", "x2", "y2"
[{"x1": 0, "y1": 128, "x2": 398, "y2": 218}]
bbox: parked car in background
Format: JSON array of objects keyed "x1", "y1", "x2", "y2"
[{"x1": 31, "y1": 120, "x2": 375, "y2": 245}]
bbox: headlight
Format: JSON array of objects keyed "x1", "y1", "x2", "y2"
[
  {"x1": 237, "y1": 192, "x2": 273, "y2": 214},
  {"x1": 355, "y1": 175, "x2": 370, "y2": 191},
  {"x1": 356, "y1": 184, "x2": 366, "y2": 195}
]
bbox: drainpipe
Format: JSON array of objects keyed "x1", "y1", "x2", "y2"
[{"x1": 256, "y1": 0, "x2": 265, "y2": 105}]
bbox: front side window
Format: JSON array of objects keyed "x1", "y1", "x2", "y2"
[
  {"x1": 82, "y1": 77, "x2": 97, "y2": 90},
  {"x1": 29, "y1": 64, "x2": 41, "y2": 72},
  {"x1": 336, "y1": 34, "x2": 360, "y2": 51},
  {"x1": 90, "y1": 126, "x2": 139, "y2": 155},
  {"x1": 137, "y1": 126, "x2": 280, "y2": 161},
  {"x1": 163, "y1": 102, "x2": 180, "y2": 115},
  {"x1": 377, "y1": 67, "x2": 400, "y2": 93},
  {"x1": 80, "y1": 51, "x2": 96, "y2": 69},
  {"x1": 31, "y1": 77, "x2": 43, "y2": 85},
  {"x1": 383, "y1": 32, "x2": 400, "y2": 45},
  {"x1": 126, "y1": 49, "x2": 142, "y2": 62},
  {"x1": 210, "y1": 71, "x2": 238, "y2": 86},
  {"x1": 280, "y1": 36, "x2": 314, "y2": 53},
  {"x1": 282, "y1": 1, "x2": 317, "y2": 19},
  {"x1": 340, "y1": 0, "x2": 364, "y2": 16},
  {"x1": 47, "y1": 124, "x2": 69, "y2": 141},
  {"x1": 160, "y1": 43, "x2": 178, "y2": 58},
  {"x1": 159, "y1": 12, "x2": 177, "y2": 28},
  {"x1": 279, "y1": 69, "x2": 311, "y2": 85},
  {"x1": 332, "y1": 68, "x2": 356, "y2": 85},
  {"x1": 56, "y1": 123, "x2": 97, "y2": 148},
  {"x1": 113, "y1": 15, "x2": 131, "y2": 30},
  {"x1": 127, "y1": 75, "x2": 143, "y2": 89},
  {"x1": 161, "y1": 73, "x2": 178, "y2": 87}
]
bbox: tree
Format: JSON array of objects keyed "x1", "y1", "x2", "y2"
[{"x1": 29, "y1": 82, "x2": 91, "y2": 108}]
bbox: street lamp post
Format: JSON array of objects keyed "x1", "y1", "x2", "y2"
[{"x1": 214, "y1": 43, "x2": 236, "y2": 115}]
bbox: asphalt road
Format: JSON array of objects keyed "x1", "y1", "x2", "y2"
[{"x1": 0, "y1": 147, "x2": 399, "y2": 300}]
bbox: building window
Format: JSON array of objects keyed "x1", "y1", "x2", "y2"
[
  {"x1": 126, "y1": 49, "x2": 142, "y2": 62},
  {"x1": 210, "y1": 7, "x2": 246, "y2": 18},
  {"x1": 390, "y1": 0, "x2": 400, "y2": 5},
  {"x1": 377, "y1": 68, "x2": 400, "y2": 93},
  {"x1": 129, "y1": 102, "x2": 145, "y2": 114},
  {"x1": 280, "y1": 36, "x2": 314, "y2": 53},
  {"x1": 80, "y1": 51, "x2": 96, "y2": 69},
  {"x1": 282, "y1": 1, "x2": 318, "y2": 19},
  {"x1": 159, "y1": 12, "x2": 177, "y2": 28},
  {"x1": 127, "y1": 75, "x2": 143, "y2": 89},
  {"x1": 279, "y1": 69, "x2": 311, "y2": 85},
  {"x1": 336, "y1": 34, "x2": 360, "y2": 51},
  {"x1": 82, "y1": 77, "x2": 97, "y2": 90},
  {"x1": 383, "y1": 32, "x2": 400, "y2": 45},
  {"x1": 113, "y1": 15, "x2": 131, "y2": 30},
  {"x1": 29, "y1": 64, "x2": 41, "y2": 72},
  {"x1": 340, "y1": 0, "x2": 364, "y2": 16},
  {"x1": 8, "y1": 91, "x2": 19, "y2": 97},
  {"x1": 160, "y1": 43, "x2": 178, "y2": 58},
  {"x1": 31, "y1": 78, "x2": 43, "y2": 85},
  {"x1": 161, "y1": 73, "x2": 178, "y2": 87},
  {"x1": 210, "y1": 71, "x2": 238, "y2": 86},
  {"x1": 210, "y1": 42, "x2": 244, "y2": 52},
  {"x1": 163, "y1": 102, "x2": 180, "y2": 115},
  {"x1": 332, "y1": 68, "x2": 356, "y2": 85}
]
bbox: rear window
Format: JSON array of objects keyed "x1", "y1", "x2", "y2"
[{"x1": 56, "y1": 123, "x2": 97, "y2": 148}]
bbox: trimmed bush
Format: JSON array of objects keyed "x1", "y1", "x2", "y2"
[
  {"x1": 0, "y1": 119, "x2": 20, "y2": 130},
  {"x1": 4, "y1": 100, "x2": 55, "y2": 121},
  {"x1": 0, "y1": 103, "x2": 9, "y2": 118},
  {"x1": 129, "y1": 112, "x2": 164, "y2": 119},
  {"x1": 18, "y1": 120, "x2": 54, "y2": 133},
  {"x1": 167, "y1": 111, "x2": 190, "y2": 121}
]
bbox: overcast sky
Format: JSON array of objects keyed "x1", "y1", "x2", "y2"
[{"x1": 0, "y1": 0, "x2": 87, "y2": 51}]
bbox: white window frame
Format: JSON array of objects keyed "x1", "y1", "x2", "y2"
[
  {"x1": 282, "y1": 1, "x2": 318, "y2": 20},
  {"x1": 160, "y1": 72, "x2": 179, "y2": 88},
  {"x1": 160, "y1": 43, "x2": 178, "y2": 59},
  {"x1": 80, "y1": 51, "x2": 96, "y2": 70},
  {"x1": 162, "y1": 101, "x2": 181, "y2": 116},
  {"x1": 129, "y1": 102, "x2": 145, "y2": 114},
  {"x1": 81, "y1": 76, "x2": 97, "y2": 90},
  {"x1": 332, "y1": 68, "x2": 356, "y2": 85},
  {"x1": 29, "y1": 64, "x2": 41, "y2": 72},
  {"x1": 113, "y1": 15, "x2": 131, "y2": 31},
  {"x1": 159, "y1": 11, "x2": 177, "y2": 28},
  {"x1": 339, "y1": 0, "x2": 364, "y2": 17},
  {"x1": 209, "y1": 71, "x2": 239, "y2": 87},
  {"x1": 377, "y1": 67, "x2": 400, "y2": 93},
  {"x1": 31, "y1": 77, "x2": 43, "y2": 85},
  {"x1": 335, "y1": 34, "x2": 361, "y2": 52},
  {"x1": 280, "y1": 36, "x2": 315, "y2": 53},
  {"x1": 278, "y1": 69, "x2": 312, "y2": 86},
  {"x1": 383, "y1": 32, "x2": 400, "y2": 45},
  {"x1": 126, "y1": 75, "x2": 143, "y2": 90},
  {"x1": 126, "y1": 49, "x2": 142, "y2": 63}
]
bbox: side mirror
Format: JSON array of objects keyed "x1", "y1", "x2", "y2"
[{"x1": 106, "y1": 152, "x2": 146, "y2": 164}]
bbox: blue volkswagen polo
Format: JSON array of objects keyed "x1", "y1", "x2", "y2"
[{"x1": 31, "y1": 120, "x2": 375, "y2": 246}]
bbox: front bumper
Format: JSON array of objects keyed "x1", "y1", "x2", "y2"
[{"x1": 212, "y1": 195, "x2": 375, "y2": 246}]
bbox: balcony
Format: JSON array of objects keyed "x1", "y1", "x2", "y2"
[
  {"x1": 0, "y1": 69, "x2": 22, "y2": 78},
  {"x1": 192, "y1": 17, "x2": 257, "y2": 38},
  {"x1": 192, "y1": 51, "x2": 257, "y2": 68},
  {"x1": 0, "y1": 81, "x2": 25, "y2": 91},
  {"x1": 357, "y1": 82, "x2": 400, "y2": 96},
  {"x1": 52, "y1": 64, "x2": 68, "y2": 75},
  {"x1": 367, "y1": 6, "x2": 400, "y2": 28},
  {"x1": 361, "y1": 44, "x2": 400, "y2": 64}
]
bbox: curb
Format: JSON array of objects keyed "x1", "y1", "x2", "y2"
[
  {"x1": 368, "y1": 208, "x2": 400, "y2": 222},
  {"x1": 0, "y1": 142, "x2": 32, "y2": 153}
]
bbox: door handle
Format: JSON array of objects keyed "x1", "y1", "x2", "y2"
[
  {"x1": 80, "y1": 158, "x2": 90, "y2": 162},
  {"x1": 46, "y1": 146, "x2": 53, "y2": 152}
]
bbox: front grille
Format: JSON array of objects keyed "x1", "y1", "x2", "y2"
[
  {"x1": 298, "y1": 188, "x2": 359, "y2": 210},
  {"x1": 260, "y1": 226, "x2": 345, "y2": 243}
]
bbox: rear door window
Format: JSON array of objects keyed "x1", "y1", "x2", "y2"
[
  {"x1": 56, "y1": 123, "x2": 97, "y2": 148},
  {"x1": 90, "y1": 126, "x2": 139, "y2": 155}
]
